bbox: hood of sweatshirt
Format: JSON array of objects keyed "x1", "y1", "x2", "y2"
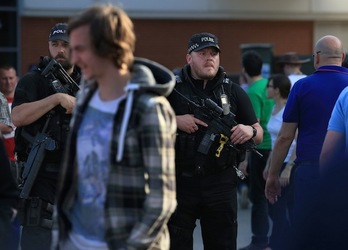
[
  {"x1": 127, "y1": 57, "x2": 175, "y2": 97},
  {"x1": 118, "y1": 57, "x2": 175, "y2": 162}
]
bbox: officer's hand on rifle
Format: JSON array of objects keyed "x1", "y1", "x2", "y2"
[
  {"x1": 56, "y1": 93, "x2": 76, "y2": 114},
  {"x1": 176, "y1": 114, "x2": 208, "y2": 134},
  {"x1": 230, "y1": 124, "x2": 254, "y2": 145}
]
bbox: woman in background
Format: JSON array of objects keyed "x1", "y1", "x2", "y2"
[{"x1": 264, "y1": 74, "x2": 296, "y2": 250}]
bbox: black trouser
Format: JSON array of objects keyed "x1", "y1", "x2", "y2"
[
  {"x1": 249, "y1": 149, "x2": 271, "y2": 248},
  {"x1": 268, "y1": 163, "x2": 295, "y2": 250},
  {"x1": 168, "y1": 167, "x2": 238, "y2": 250},
  {"x1": 21, "y1": 225, "x2": 52, "y2": 250},
  {"x1": 19, "y1": 198, "x2": 53, "y2": 250}
]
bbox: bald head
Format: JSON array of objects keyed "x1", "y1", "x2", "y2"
[{"x1": 313, "y1": 35, "x2": 345, "y2": 68}]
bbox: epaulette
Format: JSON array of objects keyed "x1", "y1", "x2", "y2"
[
  {"x1": 175, "y1": 74, "x2": 183, "y2": 84},
  {"x1": 223, "y1": 76, "x2": 231, "y2": 84}
]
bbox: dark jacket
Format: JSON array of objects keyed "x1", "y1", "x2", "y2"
[
  {"x1": 13, "y1": 56, "x2": 81, "y2": 202},
  {"x1": 167, "y1": 65, "x2": 258, "y2": 171}
]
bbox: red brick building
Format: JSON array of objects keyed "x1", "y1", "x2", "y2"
[
  {"x1": 6, "y1": 0, "x2": 348, "y2": 77},
  {"x1": 20, "y1": 17, "x2": 314, "y2": 77}
]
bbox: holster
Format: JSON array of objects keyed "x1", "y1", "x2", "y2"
[
  {"x1": 207, "y1": 134, "x2": 239, "y2": 168},
  {"x1": 18, "y1": 197, "x2": 53, "y2": 229}
]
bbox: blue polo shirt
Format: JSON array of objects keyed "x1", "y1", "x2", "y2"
[{"x1": 283, "y1": 65, "x2": 348, "y2": 162}]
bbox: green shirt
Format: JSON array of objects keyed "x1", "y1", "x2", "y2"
[{"x1": 247, "y1": 78, "x2": 274, "y2": 150}]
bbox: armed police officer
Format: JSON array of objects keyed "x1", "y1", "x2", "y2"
[
  {"x1": 167, "y1": 32, "x2": 263, "y2": 250},
  {"x1": 12, "y1": 23, "x2": 80, "y2": 250}
]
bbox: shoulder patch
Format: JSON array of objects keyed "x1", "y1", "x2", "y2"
[
  {"x1": 175, "y1": 74, "x2": 183, "y2": 84},
  {"x1": 223, "y1": 77, "x2": 230, "y2": 84}
]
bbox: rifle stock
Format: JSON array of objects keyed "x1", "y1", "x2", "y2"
[
  {"x1": 19, "y1": 112, "x2": 57, "y2": 199},
  {"x1": 19, "y1": 133, "x2": 56, "y2": 199}
]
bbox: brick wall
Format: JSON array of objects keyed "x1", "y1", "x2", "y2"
[{"x1": 21, "y1": 17, "x2": 313, "y2": 76}]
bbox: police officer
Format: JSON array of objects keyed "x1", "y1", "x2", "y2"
[
  {"x1": 12, "y1": 23, "x2": 80, "y2": 250},
  {"x1": 167, "y1": 32, "x2": 263, "y2": 250}
]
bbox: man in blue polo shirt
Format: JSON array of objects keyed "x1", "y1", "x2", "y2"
[{"x1": 265, "y1": 35, "x2": 348, "y2": 249}]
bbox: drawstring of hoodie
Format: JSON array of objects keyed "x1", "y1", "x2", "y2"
[{"x1": 116, "y1": 83, "x2": 140, "y2": 162}]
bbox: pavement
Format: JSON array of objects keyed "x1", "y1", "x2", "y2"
[{"x1": 193, "y1": 201, "x2": 252, "y2": 249}]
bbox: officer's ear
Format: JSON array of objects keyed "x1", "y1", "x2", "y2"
[{"x1": 186, "y1": 53, "x2": 192, "y2": 64}]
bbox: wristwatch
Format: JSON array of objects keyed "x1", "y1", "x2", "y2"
[{"x1": 251, "y1": 126, "x2": 257, "y2": 138}]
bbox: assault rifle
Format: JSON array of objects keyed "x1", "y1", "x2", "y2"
[
  {"x1": 19, "y1": 112, "x2": 57, "y2": 199},
  {"x1": 173, "y1": 88, "x2": 262, "y2": 159},
  {"x1": 193, "y1": 98, "x2": 262, "y2": 158},
  {"x1": 41, "y1": 57, "x2": 80, "y2": 95}
]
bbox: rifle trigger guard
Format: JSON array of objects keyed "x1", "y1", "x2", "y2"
[{"x1": 215, "y1": 134, "x2": 228, "y2": 157}]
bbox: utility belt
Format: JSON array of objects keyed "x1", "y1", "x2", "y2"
[
  {"x1": 176, "y1": 132, "x2": 245, "y2": 178},
  {"x1": 18, "y1": 197, "x2": 54, "y2": 229}
]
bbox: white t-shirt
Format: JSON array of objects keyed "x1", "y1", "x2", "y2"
[
  {"x1": 267, "y1": 106, "x2": 296, "y2": 163},
  {"x1": 69, "y1": 90, "x2": 124, "y2": 250},
  {"x1": 288, "y1": 74, "x2": 307, "y2": 88}
]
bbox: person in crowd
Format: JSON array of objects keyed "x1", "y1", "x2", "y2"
[
  {"x1": 0, "y1": 64, "x2": 18, "y2": 177},
  {"x1": 265, "y1": 35, "x2": 348, "y2": 250},
  {"x1": 276, "y1": 52, "x2": 310, "y2": 87},
  {"x1": 263, "y1": 74, "x2": 296, "y2": 250},
  {"x1": 167, "y1": 32, "x2": 263, "y2": 250},
  {"x1": 12, "y1": 22, "x2": 81, "y2": 250},
  {"x1": 299, "y1": 85, "x2": 348, "y2": 249},
  {"x1": 0, "y1": 64, "x2": 20, "y2": 250},
  {"x1": 239, "y1": 50, "x2": 274, "y2": 250},
  {"x1": 294, "y1": 96, "x2": 348, "y2": 249},
  {"x1": 0, "y1": 136, "x2": 19, "y2": 250},
  {"x1": 320, "y1": 85, "x2": 348, "y2": 172},
  {"x1": 52, "y1": 4, "x2": 177, "y2": 250}
]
